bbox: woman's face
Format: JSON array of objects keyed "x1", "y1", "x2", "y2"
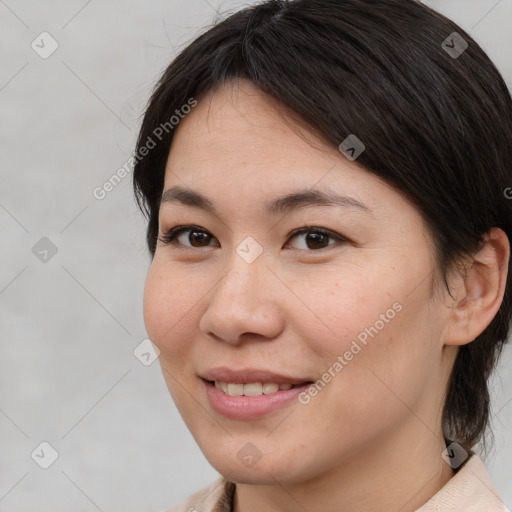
[{"x1": 143, "y1": 79, "x2": 456, "y2": 485}]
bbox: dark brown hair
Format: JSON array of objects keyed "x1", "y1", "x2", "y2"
[{"x1": 132, "y1": 0, "x2": 512, "y2": 453}]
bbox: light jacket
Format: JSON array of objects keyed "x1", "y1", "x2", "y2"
[{"x1": 163, "y1": 454, "x2": 508, "y2": 512}]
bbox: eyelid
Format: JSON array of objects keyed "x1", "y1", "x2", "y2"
[
  {"x1": 157, "y1": 224, "x2": 347, "y2": 251},
  {"x1": 157, "y1": 224, "x2": 216, "y2": 249},
  {"x1": 285, "y1": 226, "x2": 346, "y2": 249}
]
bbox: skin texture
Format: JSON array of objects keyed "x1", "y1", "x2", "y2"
[{"x1": 143, "y1": 79, "x2": 510, "y2": 512}]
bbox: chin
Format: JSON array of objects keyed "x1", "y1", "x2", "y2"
[{"x1": 202, "y1": 444, "x2": 311, "y2": 485}]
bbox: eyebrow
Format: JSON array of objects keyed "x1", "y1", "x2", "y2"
[{"x1": 160, "y1": 185, "x2": 374, "y2": 216}]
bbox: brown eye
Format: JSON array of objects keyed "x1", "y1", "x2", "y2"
[
  {"x1": 183, "y1": 230, "x2": 214, "y2": 247},
  {"x1": 287, "y1": 227, "x2": 345, "y2": 251},
  {"x1": 158, "y1": 226, "x2": 219, "y2": 248},
  {"x1": 158, "y1": 225, "x2": 345, "y2": 252}
]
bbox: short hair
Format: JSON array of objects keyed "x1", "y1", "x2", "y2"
[{"x1": 132, "y1": 0, "x2": 512, "y2": 453}]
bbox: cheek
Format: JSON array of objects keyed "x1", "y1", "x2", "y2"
[
  {"x1": 143, "y1": 261, "x2": 203, "y2": 412},
  {"x1": 293, "y1": 265, "x2": 402, "y2": 355},
  {"x1": 142, "y1": 260, "x2": 198, "y2": 359},
  {"x1": 293, "y1": 263, "x2": 434, "y2": 411}
]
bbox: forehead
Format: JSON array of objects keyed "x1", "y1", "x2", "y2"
[
  {"x1": 165, "y1": 80, "x2": 364, "y2": 189},
  {"x1": 162, "y1": 80, "x2": 420, "y2": 228}
]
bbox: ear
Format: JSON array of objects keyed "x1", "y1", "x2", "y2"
[{"x1": 443, "y1": 227, "x2": 510, "y2": 346}]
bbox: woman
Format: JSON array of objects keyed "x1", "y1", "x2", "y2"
[{"x1": 133, "y1": 0, "x2": 512, "y2": 510}]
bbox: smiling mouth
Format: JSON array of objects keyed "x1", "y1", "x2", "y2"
[
  {"x1": 206, "y1": 380, "x2": 311, "y2": 396},
  {"x1": 202, "y1": 376, "x2": 314, "y2": 419}
]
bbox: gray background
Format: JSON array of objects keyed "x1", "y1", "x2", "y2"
[{"x1": 0, "y1": 1, "x2": 511, "y2": 510}]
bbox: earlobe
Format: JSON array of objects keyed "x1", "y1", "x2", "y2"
[{"x1": 443, "y1": 227, "x2": 510, "y2": 347}]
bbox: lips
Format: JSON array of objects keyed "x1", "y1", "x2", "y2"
[
  {"x1": 201, "y1": 366, "x2": 312, "y2": 385},
  {"x1": 200, "y1": 367, "x2": 314, "y2": 420}
]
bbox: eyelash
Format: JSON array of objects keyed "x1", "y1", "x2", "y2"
[{"x1": 157, "y1": 224, "x2": 347, "y2": 252}]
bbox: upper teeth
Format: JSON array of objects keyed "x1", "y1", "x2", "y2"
[{"x1": 214, "y1": 381, "x2": 294, "y2": 396}]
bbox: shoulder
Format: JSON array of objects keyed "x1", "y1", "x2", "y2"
[
  {"x1": 416, "y1": 453, "x2": 509, "y2": 512},
  {"x1": 162, "y1": 476, "x2": 234, "y2": 512}
]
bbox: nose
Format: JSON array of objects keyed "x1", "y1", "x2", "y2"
[{"x1": 199, "y1": 250, "x2": 284, "y2": 345}]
